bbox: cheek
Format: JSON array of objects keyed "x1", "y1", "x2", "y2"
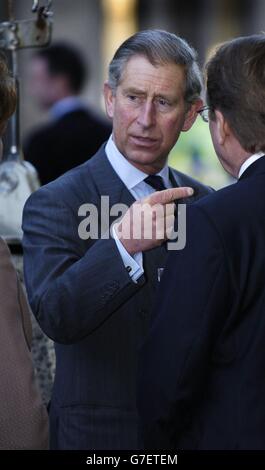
[
  {"x1": 209, "y1": 125, "x2": 222, "y2": 159},
  {"x1": 209, "y1": 121, "x2": 214, "y2": 138},
  {"x1": 113, "y1": 104, "x2": 134, "y2": 128},
  {"x1": 161, "y1": 116, "x2": 183, "y2": 141},
  {"x1": 209, "y1": 122, "x2": 218, "y2": 149}
]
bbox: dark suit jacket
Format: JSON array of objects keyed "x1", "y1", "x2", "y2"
[
  {"x1": 0, "y1": 238, "x2": 49, "y2": 449},
  {"x1": 23, "y1": 108, "x2": 111, "y2": 185},
  {"x1": 22, "y1": 144, "x2": 211, "y2": 450},
  {"x1": 138, "y1": 156, "x2": 265, "y2": 450}
]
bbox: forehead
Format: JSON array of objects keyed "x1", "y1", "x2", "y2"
[{"x1": 119, "y1": 55, "x2": 186, "y2": 98}]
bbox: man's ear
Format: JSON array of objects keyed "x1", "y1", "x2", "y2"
[
  {"x1": 214, "y1": 109, "x2": 230, "y2": 145},
  {"x1": 103, "y1": 82, "x2": 115, "y2": 120},
  {"x1": 182, "y1": 98, "x2": 203, "y2": 132}
]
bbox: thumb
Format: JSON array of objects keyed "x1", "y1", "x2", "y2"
[{"x1": 144, "y1": 187, "x2": 194, "y2": 206}]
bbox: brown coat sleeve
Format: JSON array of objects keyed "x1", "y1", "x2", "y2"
[{"x1": 0, "y1": 237, "x2": 49, "y2": 449}]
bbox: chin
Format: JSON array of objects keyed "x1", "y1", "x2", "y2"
[
  {"x1": 129, "y1": 149, "x2": 159, "y2": 162},
  {"x1": 130, "y1": 156, "x2": 159, "y2": 168}
]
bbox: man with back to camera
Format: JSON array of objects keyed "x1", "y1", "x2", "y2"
[
  {"x1": 23, "y1": 42, "x2": 111, "y2": 185},
  {"x1": 22, "y1": 29, "x2": 212, "y2": 450},
  {"x1": 138, "y1": 34, "x2": 265, "y2": 450}
]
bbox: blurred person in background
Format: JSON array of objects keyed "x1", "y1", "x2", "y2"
[
  {"x1": 23, "y1": 42, "x2": 111, "y2": 185},
  {"x1": 138, "y1": 34, "x2": 265, "y2": 450},
  {"x1": 0, "y1": 53, "x2": 48, "y2": 450}
]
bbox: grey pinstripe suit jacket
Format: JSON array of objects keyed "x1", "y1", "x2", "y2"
[{"x1": 22, "y1": 144, "x2": 212, "y2": 449}]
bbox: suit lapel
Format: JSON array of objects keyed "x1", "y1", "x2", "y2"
[
  {"x1": 89, "y1": 147, "x2": 168, "y2": 289},
  {"x1": 86, "y1": 146, "x2": 136, "y2": 241},
  {"x1": 88, "y1": 151, "x2": 187, "y2": 289},
  {"x1": 169, "y1": 168, "x2": 197, "y2": 205},
  {"x1": 88, "y1": 145, "x2": 135, "y2": 208}
]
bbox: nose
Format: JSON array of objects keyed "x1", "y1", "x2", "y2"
[{"x1": 137, "y1": 101, "x2": 156, "y2": 128}]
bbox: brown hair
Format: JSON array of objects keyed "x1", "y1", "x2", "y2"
[
  {"x1": 206, "y1": 34, "x2": 265, "y2": 153},
  {"x1": 0, "y1": 53, "x2": 17, "y2": 134}
]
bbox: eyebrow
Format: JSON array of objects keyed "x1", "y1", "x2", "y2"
[
  {"x1": 122, "y1": 86, "x2": 176, "y2": 100},
  {"x1": 122, "y1": 87, "x2": 146, "y2": 95}
]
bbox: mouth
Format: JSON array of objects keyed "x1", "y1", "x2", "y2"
[{"x1": 130, "y1": 135, "x2": 159, "y2": 147}]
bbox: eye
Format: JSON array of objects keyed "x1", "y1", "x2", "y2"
[
  {"x1": 127, "y1": 94, "x2": 139, "y2": 102},
  {"x1": 156, "y1": 97, "x2": 171, "y2": 110},
  {"x1": 125, "y1": 94, "x2": 142, "y2": 107}
]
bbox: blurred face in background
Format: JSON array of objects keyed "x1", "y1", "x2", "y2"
[{"x1": 28, "y1": 57, "x2": 70, "y2": 110}]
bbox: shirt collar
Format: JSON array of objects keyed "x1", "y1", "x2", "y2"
[
  {"x1": 238, "y1": 152, "x2": 264, "y2": 179},
  {"x1": 105, "y1": 135, "x2": 170, "y2": 190},
  {"x1": 50, "y1": 96, "x2": 87, "y2": 120}
]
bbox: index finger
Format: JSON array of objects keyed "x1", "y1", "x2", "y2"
[{"x1": 144, "y1": 187, "x2": 194, "y2": 206}]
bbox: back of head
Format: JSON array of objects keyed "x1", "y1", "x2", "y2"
[
  {"x1": 34, "y1": 42, "x2": 87, "y2": 94},
  {"x1": 0, "y1": 53, "x2": 17, "y2": 134},
  {"x1": 206, "y1": 34, "x2": 265, "y2": 153},
  {"x1": 108, "y1": 29, "x2": 202, "y2": 105}
]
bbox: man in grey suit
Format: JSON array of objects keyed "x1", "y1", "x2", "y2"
[{"x1": 22, "y1": 29, "x2": 212, "y2": 450}]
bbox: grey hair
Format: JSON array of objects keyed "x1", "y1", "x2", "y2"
[{"x1": 108, "y1": 29, "x2": 202, "y2": 104}]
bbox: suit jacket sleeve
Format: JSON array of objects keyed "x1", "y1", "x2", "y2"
[
  {"x1": 137, "y1": 204, "x2": 237, "y2": 449},
  {"x1": 22, "y1": 185, "x2": 141, "y2": 344}
]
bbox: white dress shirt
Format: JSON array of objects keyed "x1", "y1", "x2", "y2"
[
  {"x1": 105, "y1": 135, "x2": 171, "y2": 282},
  {"x1": 238, "y1": 151, "x2": 264, "y2": 179}
]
